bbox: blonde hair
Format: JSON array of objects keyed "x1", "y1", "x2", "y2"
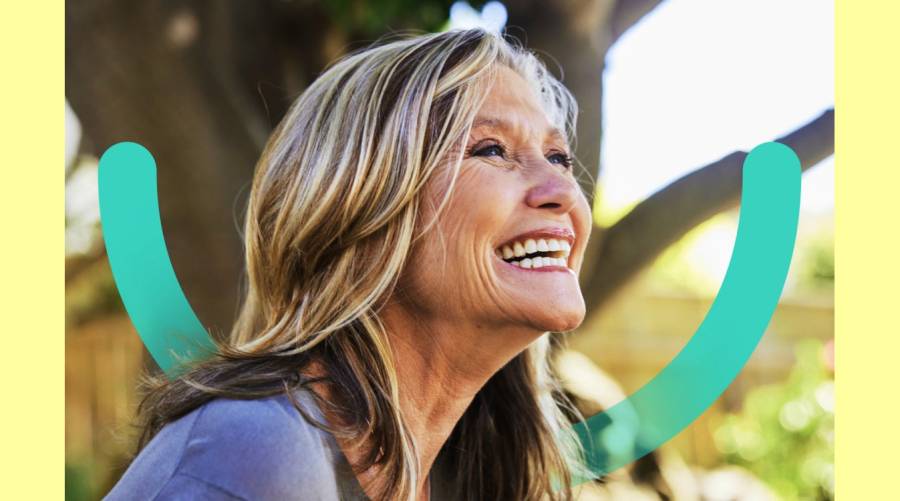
[{"x1": 136, "y1": 28, "x2": 585, "y2": 500}]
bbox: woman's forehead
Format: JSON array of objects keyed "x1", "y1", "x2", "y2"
[{"x1": 474, "y1": 66, "x2": 566, "y2": 140}]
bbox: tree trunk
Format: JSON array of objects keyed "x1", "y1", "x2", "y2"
[{"x1": 66, "y1": 0, "x2": 339, "y2": 335}]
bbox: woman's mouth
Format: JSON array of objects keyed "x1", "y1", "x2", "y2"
[{"x1": 495, "y1": 231, "x2": 573, "y2": 270}]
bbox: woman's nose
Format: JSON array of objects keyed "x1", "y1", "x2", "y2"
[{"x1": 524, "y1": 169, "x2": 580, "y2": 214}]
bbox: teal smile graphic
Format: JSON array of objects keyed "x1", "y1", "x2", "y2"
[{"x1": 98, "y1": 141, "x2": 801, "y2": 480}]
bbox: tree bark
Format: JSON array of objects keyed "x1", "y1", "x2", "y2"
[
  {"x1": 66, "y1": 0, "x2": 337, "y2": 335},
  {"x1": 609, "y1": 0, "x2": 665, "y2": 43}
]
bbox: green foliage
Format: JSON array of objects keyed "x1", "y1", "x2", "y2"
[
  {"x1": 806, "y1": 240, "x2": 834, "y2": 285},
  {"x1": 65, "y1": 462, "x2": 94, "y2": 501},
  {"x1": 798, "y1": 233, "x2": 834, "y2": 290},
  {"x1": 714, "y1": 340, "x2": 834, "y2": 500},
  {"x1": 65, "y1": 258, "x2": 124, "y2": 328},
  {"x1": 322, "y1": 0, "x2": 455, "y2": 35}
]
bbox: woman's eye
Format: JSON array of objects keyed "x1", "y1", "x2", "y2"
[
  {"x1": 547, "y1": 152, "x2": 573, "y2": 169},
  {"x1": 473, "y1": 144, "x2": 505, "y2": 158}
]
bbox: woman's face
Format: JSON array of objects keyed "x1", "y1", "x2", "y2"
[{"x1": 400, "y1": 65, "x2": 592, "y2": 336}]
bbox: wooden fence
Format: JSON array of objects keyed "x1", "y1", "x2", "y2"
[{"x1": 66, "y1": 291, "x2": 832, "y2": 497}]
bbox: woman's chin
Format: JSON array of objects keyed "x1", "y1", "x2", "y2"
[
  {"x1": 544, "y1": 310, "x2": 585, "y2": 333},
  {"x1": 517, "y1": 297, "x2": 585, "y2": 333},
  {"x1": 493, "y1": 258, "x2": 585, "y2": 330}
]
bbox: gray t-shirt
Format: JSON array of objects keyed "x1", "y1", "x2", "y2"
[{"x1": 104, "y1": 389, "x2": 454, "y2": 500}]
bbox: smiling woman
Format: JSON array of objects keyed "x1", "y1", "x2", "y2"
[{"x1": 104, "y1": 28, "x2": 593, "y2": 501}]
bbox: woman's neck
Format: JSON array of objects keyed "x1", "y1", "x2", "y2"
[
  {"x1": 378, "y1": 301, "x2": 542, "y2": 498},
  {"x1": 309, "y1": 302, "x2": 541, "y2": 500}
]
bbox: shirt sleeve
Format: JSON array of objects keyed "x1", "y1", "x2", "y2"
[
  {"x1": 168, "y1": 396, "x2": 345, "y2": 500},
  {"x1": 153, "y1": 473, "x2": 246, "y2": 501},
  {"x1": 103, "y1": 394, "x2": 350, "y2": 501}
]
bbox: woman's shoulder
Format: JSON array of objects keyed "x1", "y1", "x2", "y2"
[
  {"x1": 183, "y1": 390, "x2": 329, "y2": 450},
  {"x1": 104, "y1": 389, "x2": 356, "y2": 500}
]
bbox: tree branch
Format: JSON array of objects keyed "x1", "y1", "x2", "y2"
[
  {"x1": 610, "y1": 0, "x2": 665, "y2": 43},
  {"x1": 581, "y1": 108, "x2": 834, "y2": 313}
]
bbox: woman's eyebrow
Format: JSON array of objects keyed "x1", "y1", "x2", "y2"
[
  {"x1": 472, "y1": 116, "x2": 511, "y2": 131},
  {"x1": 472, "y1": 116, "x2": 566, "y2": 142}
]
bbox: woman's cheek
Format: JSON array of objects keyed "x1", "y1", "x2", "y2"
[{"x1": 443, "y1": 167, "x2": 514, "y2": 309}]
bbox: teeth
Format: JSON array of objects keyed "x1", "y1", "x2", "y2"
[
  {"x1": 498, "y1": 237, "x2": 574, "y2": 269},
  {"x1": 513, "y1": 242, "x2": 526, "y2": 257}
]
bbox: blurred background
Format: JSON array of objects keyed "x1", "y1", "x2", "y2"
[{"x1": 65, "y1": 1, "x2": 834, "y2": 499}]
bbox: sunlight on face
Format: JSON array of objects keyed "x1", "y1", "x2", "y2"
[{"x1": 401, "y1": 65, "x2": 592, "y2": 335}]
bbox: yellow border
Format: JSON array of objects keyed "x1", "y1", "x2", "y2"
[
  {"x1": 835, "y1": 0, "x2": 899, "y2": 497},
  {"x1": 0, "y1": 0, "x2": 883, "y2": 497},
  {"x1": 0, "y1": 0, "x2": 64, "y2": 498}
]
